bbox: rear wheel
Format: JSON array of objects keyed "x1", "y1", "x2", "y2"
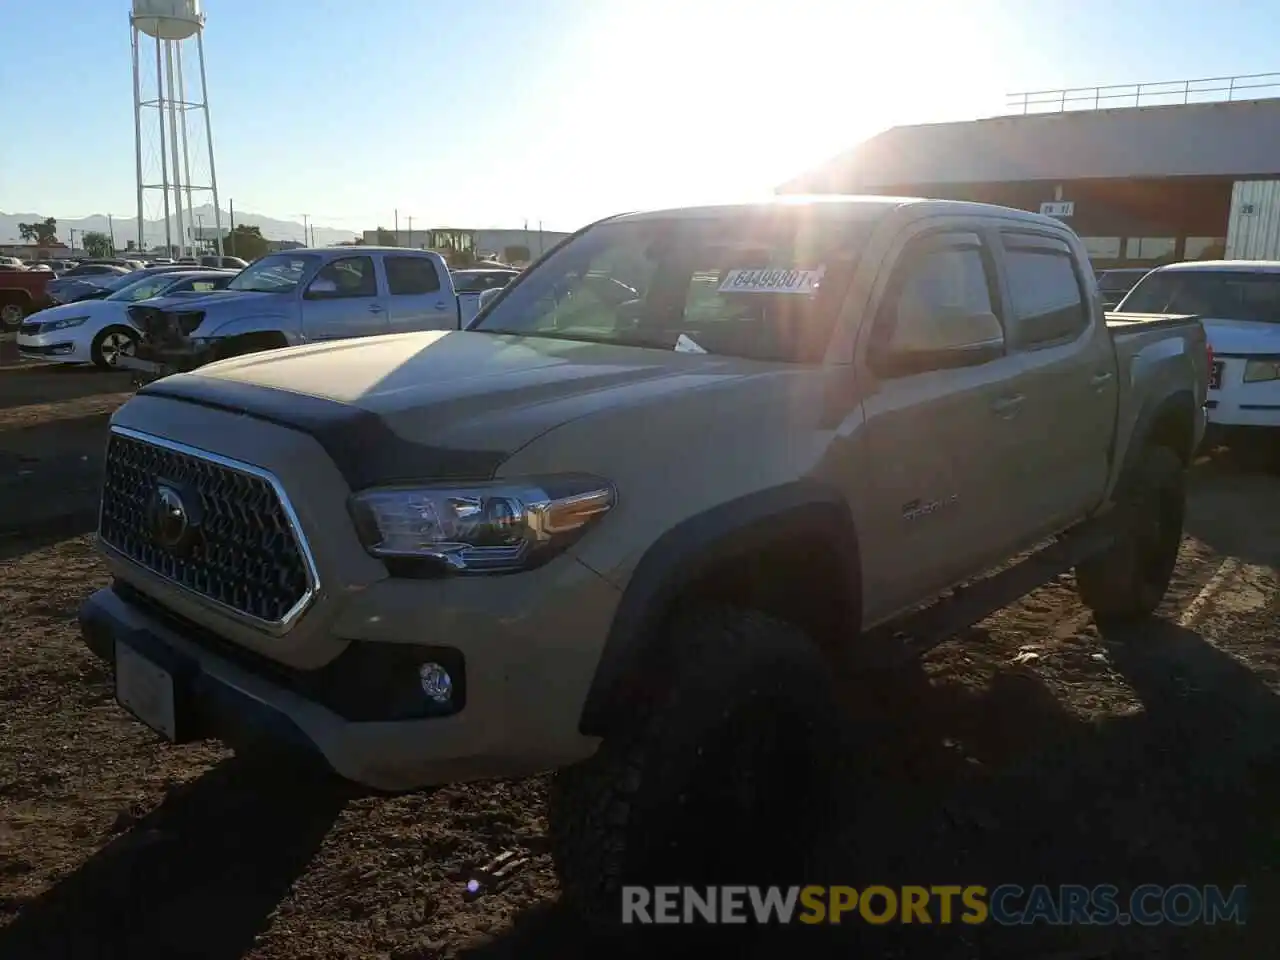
[
  {"x1": 548, "y1": 606, "x2": 843, "y2": 927},
  {"x1": 0, "y1": 298, "x2": 28, "y2": 330},
  {"x1": 1075, "y1": 445, "x2": 1185, "y2": 623},
  {"x1": 91, "y1": 325, "x2": 140, "y2": 370}
]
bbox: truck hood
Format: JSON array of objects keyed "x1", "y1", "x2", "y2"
[
  {"x1": 158, "y1": 289, "x2": 284, "y2": 314},
  {"x1": 1201, "y1": 317, "x2": 1280, "y2": 354},
  {"x1": 136, "y1": 330, "x2": 774, "y2": 488}
]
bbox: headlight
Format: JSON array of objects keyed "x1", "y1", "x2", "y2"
[
  {"x1": 43, "y1": 315, "x2": 89, "y2": 331},
  {"x1": 1243, "y1": 359, "x2": 1280, "y2": 383},
  {"x1": 349, "y1": 475, "x2": 615, "y2": 574}
]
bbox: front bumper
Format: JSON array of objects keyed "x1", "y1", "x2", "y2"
[
  {"x1": 80, "y1": 559, "x2": 613, "y2": 791},
  {"x1": 16, "y1": 333, "x2": 86, "y2": 363}
]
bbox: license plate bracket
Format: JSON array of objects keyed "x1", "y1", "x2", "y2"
[
  {"x1": 1210, "y1": 360, "x2": 1225, "y2": 390},
  {"x1": 115, "y1": 639, "x2": 188, "y2": 742}
]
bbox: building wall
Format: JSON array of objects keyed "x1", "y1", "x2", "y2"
[{"x1": 860, "y1": 176, "x2": 1234, "y2": 268}]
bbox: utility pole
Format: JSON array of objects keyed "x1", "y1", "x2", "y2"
[
  {"x1": 108, "y1": 214, "x2": 116, "y2": 253},
  {"x1": 69, "y1": 227, "x2": 78, "y2": 253},
  {"x1": 300, "y1": 213, "x2": 310, "y2": 247},
  {"x1": 407, "y1": 215, "x2": 413, "y2": 248},
  {"x1": 228, "y1": 197, "x2": 236, "y2": 256},
  {"x1": 394, "y1": 208, "x2": 399, "y2": 242},
  {"x1": 196, "y1": 214, "x2": 204, "y2": 253}
]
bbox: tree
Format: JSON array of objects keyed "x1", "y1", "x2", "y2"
[
  {"x1": 375, "y1": 226, "x2": 397, "y2": 246},
  {"x1": 82, "y1": 231, "x2": 113, "y2": 257},
  {"x1": 18, "y1": 217, "x2": 58, "y2": 245},
  {"x1": 221, "y1": 225, "x2": 269, "y2": 262}
]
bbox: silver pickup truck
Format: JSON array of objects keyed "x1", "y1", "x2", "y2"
[
  {"x1": 80, "y1": 197, "x2": 1208, "y2": 923},
  {"x1": 121, "y1": 246, "x2": 489, "y2": 377}
]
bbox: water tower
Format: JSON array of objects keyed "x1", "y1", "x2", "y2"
[{"x1": 130, "y1": 0, "x2": 222, "y2": 256}]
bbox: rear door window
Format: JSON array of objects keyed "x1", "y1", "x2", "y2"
[
  {"x1": 386, "y1": 256, "x2": 442, "y2": 295},
  {"x1": 1001, "y1": 234, "x2": 1089, "y2": 347}
]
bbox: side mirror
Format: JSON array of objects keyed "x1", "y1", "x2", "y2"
[
  {"x1": 305, "y1": 277, "x2": 339, "y2": 299},
  {"x1": 875, "y1": 305, "x2": 1004, "y2": 376},
  {"x1": 478, "y1": 287, "x2": 503, "y2": 311}
]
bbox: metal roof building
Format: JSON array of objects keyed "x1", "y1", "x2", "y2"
[{"x1": 780, "y1": 73, "x2": 1280, "y2": 268}]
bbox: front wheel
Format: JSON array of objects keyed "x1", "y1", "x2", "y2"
[
  {"x1": 1075, "y1": 445, "x2": 1185, "y2": 624},
  {"x1": 91, "y1": 325, "x2": 140, "y2": 370},
  {"x1": 549, "y1": 607, "x2": 843, "y2": 927}
]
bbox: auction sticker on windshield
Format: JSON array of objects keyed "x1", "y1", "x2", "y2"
[{"x1": 719, "y1": 267, "x2": 825, "y2": 295}]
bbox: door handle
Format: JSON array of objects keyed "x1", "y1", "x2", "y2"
[
  {"x1": 434, "y1": 301, "x2": 448, "y2": 311},
  {"x1": 1090, "y1": 371, "x2": 1114, "y2": 387},
  {"x1": 991, "y1": 394, "x2": 1026, "y2": 418},
  {"x1": 368, "y1": 304, "x2": 385, "y2": 314}
]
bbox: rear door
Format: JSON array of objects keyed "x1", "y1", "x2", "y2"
[
  {"x1": 854, "y1": 223, "x2": 1029, "y2": 622},
  {"x1": 994, "y1": 229, "x2": 1116, "y2": 539},
  {"x1": 299, "y1": 254, "x2": 389, "y2": 340},
  {"x1": 384, "y1": 254, "x2": 458, "y2": 332}
]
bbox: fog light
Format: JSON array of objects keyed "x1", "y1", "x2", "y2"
[{"x1": 419, "y1": 662, "x2": 454, "y2": 704}]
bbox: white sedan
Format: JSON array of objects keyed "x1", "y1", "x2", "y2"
[
  {"x1": 1114, "y1": 260, "x2": 1280, "y2": 446},
  {"x1": 17, "y1": 270, "x2": 234, "y2": 369}
]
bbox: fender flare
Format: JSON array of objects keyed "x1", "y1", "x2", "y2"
[
  {"x1": 206, "y1": 314, "x2": 297, "y2": 341},
  {"x1": 1118, "y1": 388, "x2": 1197, "y2": 483},
  {"x1": 577, "y1": 479, "x2": 862, "y2": 735}
]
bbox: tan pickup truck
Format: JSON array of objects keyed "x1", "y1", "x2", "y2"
[{"x1": 79, "y1": 197, "x2": 1208, "y2": 921}]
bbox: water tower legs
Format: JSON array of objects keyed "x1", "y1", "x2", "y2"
[{"x1": 197, "y1": 29, "x2": 223, "y2": 256}]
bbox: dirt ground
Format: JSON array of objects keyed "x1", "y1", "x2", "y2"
[{"x1": 2, "y1": 353, "x2": 1280, "y2": 959}]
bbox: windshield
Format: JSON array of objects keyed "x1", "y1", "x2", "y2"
[
  {"x1": 472, "y1": 212, "x2": 872, "y2": 362},
  {"x1": 1117, "y1": 270, "x2": 1280, "y2": 321},
  {"x1": 106, "y1": 274, "x2": 179, "y2": 302},
  {"x1": 227, "y1": 254, "x2": 318, "y2": 293}
]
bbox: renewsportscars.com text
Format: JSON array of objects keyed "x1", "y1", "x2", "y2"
[{"x1": 621, "y1": 884, "x2": 1249, "y2": 926}]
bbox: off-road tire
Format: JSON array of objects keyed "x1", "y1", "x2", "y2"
[
  {"x1": 548, "y1": 606, "x2": 843, "y2": 927},
  {"x1": 1075, "y1": 445, "x2": 1185, "y2": 623},
  {"x1": 90, "y1": 325, "x2": 140, "y2": 370}
]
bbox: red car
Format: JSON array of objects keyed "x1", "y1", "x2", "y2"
[{"x1": 0, "y1": 269, "x2": 54, "y2": 330}]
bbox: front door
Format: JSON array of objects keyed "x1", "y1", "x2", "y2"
[
  {"x1": 383, "y1": 254, "x2": 457, "y2": 332},
  {"x1": 853, "y1": 227, "x2": 1028, "y2": 626},
  {"x1": 300, "y1": 255, "x2": 389, "y2": 341}
]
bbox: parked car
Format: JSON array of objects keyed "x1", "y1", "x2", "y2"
[
  {"x1": 0, "y1": 267, "x2": 57, "y2": 328},
  {"x1": 47, "y1": 263, "x2": 198, "y2": 306},
  {"x1": 79, "y1": 196, "x2": 1209, "y2": 922},
  {"x1": 120, "y1": 246, "x2": 493, "y2": 378},
  {"x1": 1115, "y1": 259, "x2": 1280, "y2": 449},
  {"x1": 0, "y1": 256, "x2": 28, "y2": 271},
  {"x1": 17, "y1": 269, "x2": 235, "y2": 368},
  {"x1": 46, "y1": 264, "x2": 134, "y2": 304},
  {"x1": 1096, "y1": 267, "x2": 1153, "y2": 310},
  {"x1": 451, "y1": 267, "x2": 519, "y2": 293},
  {"x1": 199, "y1": 255, "x2": 248, "y2": 269}
]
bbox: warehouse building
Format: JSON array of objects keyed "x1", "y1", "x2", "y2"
[{"x1": 780, "y1": 83, "x2": 1280, "y2": 270}]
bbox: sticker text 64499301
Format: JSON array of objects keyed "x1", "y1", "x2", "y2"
[{"x1": 718, "y1": 266, "x2": 825, "y2": 295}]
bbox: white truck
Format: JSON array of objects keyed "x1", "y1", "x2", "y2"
[
  {"x1": 121, "y1": 246, "x2": 492, "y2": 378},
  {"x1": 1115, "y1": 260, "x2": 1280, "y2": 450}
]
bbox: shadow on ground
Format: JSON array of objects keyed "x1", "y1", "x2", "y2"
[
  {"x1": 0, "y1": 758, "x2": 351, "y2": 960},
  {"x1": 457, "y1": 614, "x2": 1280, "y2": 960}
]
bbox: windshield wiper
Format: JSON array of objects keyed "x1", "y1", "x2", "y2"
[{"x1": 479, "y1": 329, "x2": 680, "y2": 350}]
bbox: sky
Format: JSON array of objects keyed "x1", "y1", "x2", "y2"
[{"x1": 2, "y1": 0, "x2": 1279, "y2": 237}]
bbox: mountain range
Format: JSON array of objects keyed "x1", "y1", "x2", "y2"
[{"x1": 0, "y1": 205, "x2": 359, "y2": 250}]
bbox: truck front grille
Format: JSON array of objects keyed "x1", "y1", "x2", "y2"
[{"x1": 98, "y1": 427, "x2": 317, "y2": 631}]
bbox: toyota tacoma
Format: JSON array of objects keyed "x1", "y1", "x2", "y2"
[{"x1": 79, "y1": 197, "x2": 1208, "y2": 920}]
